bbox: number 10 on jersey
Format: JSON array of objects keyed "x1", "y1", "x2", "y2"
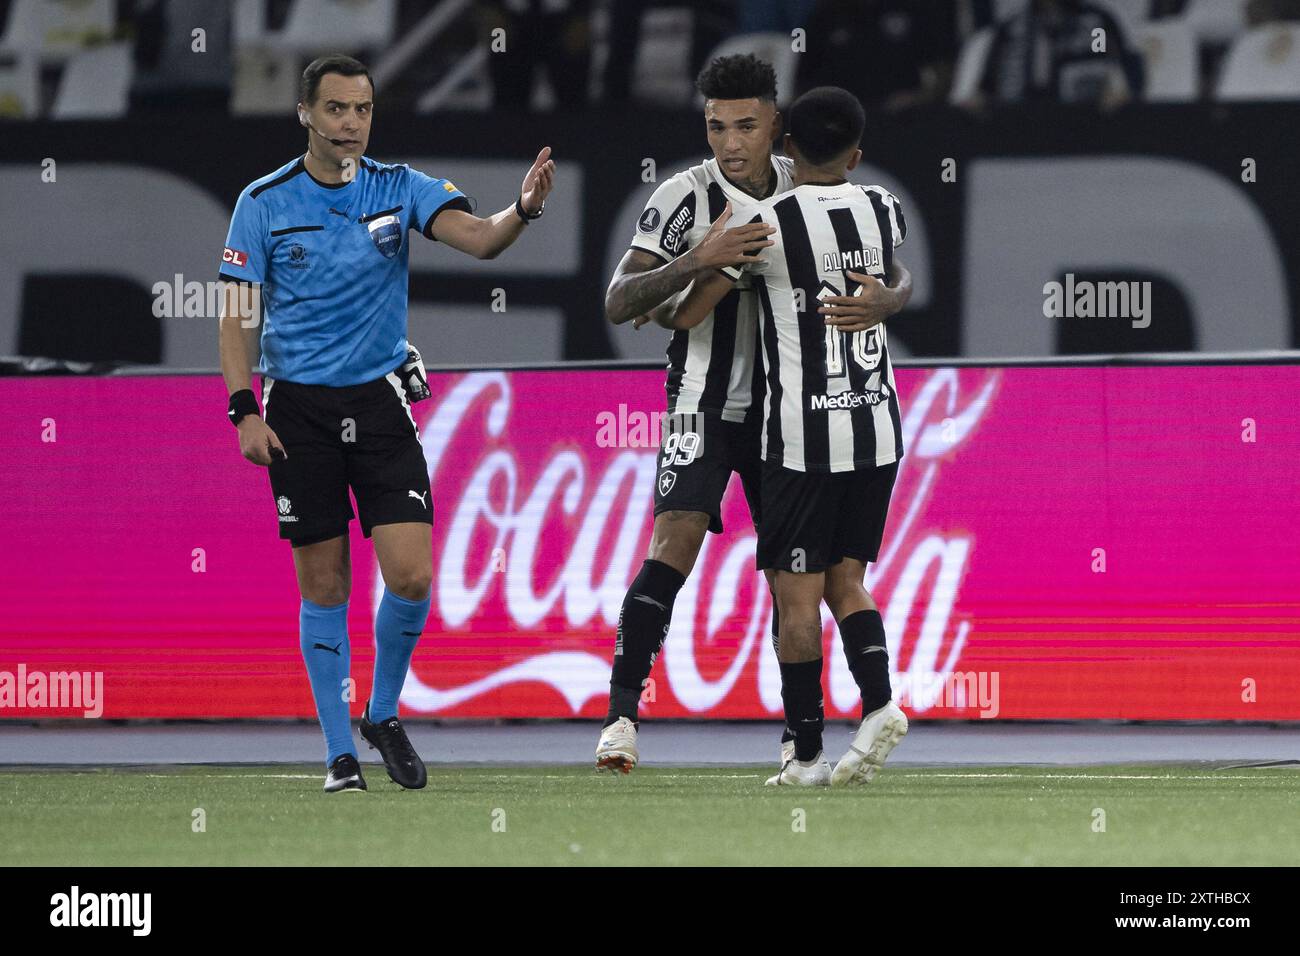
[{"x1": 818, "y1": 284, "x2": 882, "y2": 379}]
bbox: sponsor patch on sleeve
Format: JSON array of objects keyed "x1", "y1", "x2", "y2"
[
  {"x1": 660, "y1": 193, "x2": 696, "y2": 258},
  {"x1": 222, "y1": 247, "x2": 248, "y2": 267}
]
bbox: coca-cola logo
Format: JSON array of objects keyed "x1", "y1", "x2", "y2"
[{"x1": 383, "y1": 368, "x2": 999, "y2": 716}]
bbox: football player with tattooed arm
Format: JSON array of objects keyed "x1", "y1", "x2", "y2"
[
  {"x1": 596, "y1": 54, "x2": 911, "y2": 773},
  {"x1": 218, "y1": 55, "x2": 555, "y2": 793},
  {"x1": 670, "y1": 86, "x2": 911, "y2": 788}
]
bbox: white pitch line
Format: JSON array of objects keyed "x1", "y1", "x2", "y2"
[
  {"x1": 407, "y1": 773, "x2": 767, "y2": 780},
  {"x1": 114, "y1": 771, "x2": 1292, "y2": 782},
  {"x1": 134, "y1": 772, "x2": 767, "y2": 780},
  {"x1": 139, "y1": 774, "x2": 319, "y2": 779},
  {"x1": 893, "y1": 773, "x2": 1288, "y2": 780}
]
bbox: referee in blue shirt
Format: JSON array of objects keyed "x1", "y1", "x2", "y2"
[{"x1": 218, "y1": 55, "x2": 555, "y2": 792}]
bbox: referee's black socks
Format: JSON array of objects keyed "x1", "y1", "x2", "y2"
[
  {"x1": 840, "y1": 608, "x2": 893, "y2": 718},
  {"x1": 605, "y1": 559, "x2": 686, "y2": 727}
]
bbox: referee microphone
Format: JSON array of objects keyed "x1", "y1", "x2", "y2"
[{"x1": 299, "y1": 108, "x2": 349, "y2": 148}]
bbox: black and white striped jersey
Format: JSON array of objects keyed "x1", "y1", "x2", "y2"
[
  {"x1": 723, "y1": 181, "x2": 907, "y2": 473},
  {"x1": 629, "y1": 155, "x2": 796, "y2": 422}
]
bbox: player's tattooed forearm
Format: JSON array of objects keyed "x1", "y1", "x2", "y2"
[{"x1": 607, "y1": 249, "x2": 699, "y2": 323}]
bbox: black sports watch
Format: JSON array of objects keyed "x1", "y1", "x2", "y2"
[{"x1": 515, "y1": 195, "x2": 544, "y2": 221}]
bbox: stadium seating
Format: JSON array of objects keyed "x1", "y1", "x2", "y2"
[
  {"x1": 51, "y1": 41, "x2": 133, "y2": 118},
  {"x1": 0, "y1": 0, "x2": 114, "y2": 62},
  {"x1": 628, "y1": 6, "x2": 696, "y2": 106},
  {"x1": 949, "y1": 26, "x2": 995, "y2": 104},
  {"x1": 1216, "y1": 23, "x2": 1300, "y2": 100},
  {"x1": 0, "y1": 51, "x2": 38, "y2": 117},
  {"x1": 232, "y1": 46, "x2": 301, "y2": 116},
  {"x1": 1133, "y1": 19, "x2": 1198, "y2": 101},
  {"x1": 229, "y1": 0, "x2": 398, "y2": 114},
  {"x1": 256, "y1": 0, "x2": 397, "y2": 56},
  {"x1": 1182, "y1": 0, "x2": 1248, "y2": 45},
  {"x1": 232, "y1": 0, "x2": 272, "y2": 50},
  {"x1": 1091, "y1": 0, "x2": 1154, "y2": 37}
]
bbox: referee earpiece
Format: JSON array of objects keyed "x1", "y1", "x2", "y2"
[{"x1": 298, "y1": 108, "x2": 347, "y2": 148}]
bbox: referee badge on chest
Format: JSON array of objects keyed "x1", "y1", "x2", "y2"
[{"x1": 366, "y1": 214, "x2": 402, "y2": 258}]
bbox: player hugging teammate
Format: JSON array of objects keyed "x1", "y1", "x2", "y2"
[{"x1": 596, "y1": 55, "x2": 913, "y2": 787}]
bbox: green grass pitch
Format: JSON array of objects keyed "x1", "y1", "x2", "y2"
[{"x1": 2, "y1": 764, "x2": 1297, "y2": 866}]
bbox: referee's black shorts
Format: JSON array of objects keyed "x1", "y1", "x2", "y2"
[{"x1": 261, "y1": 369, "x2": 432, "y2": 547}]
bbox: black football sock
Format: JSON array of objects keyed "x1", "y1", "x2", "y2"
[
  {"x1": 770, "y1": 599, "x2": 795, "y2": 745},
  {"x1": 840, "y1": 609, "x2": 893, "y2": 717},
  {"x1": 604, "y1": 559, "x2": 686, "y2": 726},
  {"x1": 779, "y1": 658, "x2": 824, "y2": 761},
  {"x1": 606, "y1": 683, "x2": 642, "y2": 727}
]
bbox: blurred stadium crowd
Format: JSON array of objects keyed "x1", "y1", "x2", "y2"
[
  {"x1": 3, "y1": 2, "x2": 1297, "y2": 371},
  {"x1": 1, "y1": 0, "x2": 1298, "y2": 119}
]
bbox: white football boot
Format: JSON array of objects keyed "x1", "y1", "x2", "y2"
[
  {"x1": 831, "y1": 701, "x2": 908, "y2": 787},
  {"x1": 764, "y1": 751, "x2": 832, "y2": 787},
  {"x1": 595, "y1": 717, "x2": 639, "y2": 773}
]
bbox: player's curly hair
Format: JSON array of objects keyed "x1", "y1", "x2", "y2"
[{"x1": 695, "y1": 53, "x2": 777, "y2": 103}]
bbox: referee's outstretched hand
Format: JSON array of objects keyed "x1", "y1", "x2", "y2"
[
  {"x1": 237, "y1": 417, "x2": 287, "y2": 466},
  {"x1": 520, "y1": 146, "x2": 556, "y2": 215}
]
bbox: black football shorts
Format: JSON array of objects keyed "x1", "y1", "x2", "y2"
[
  {"x1": 261, "y1": 370, "x2": 432, "y2": 546},
  {"x1": 756, "y1": 460, "x2": 900, "y2": 572},
  {"x1": 652, "y1": 410, "x2": 762, "y2": 534}
]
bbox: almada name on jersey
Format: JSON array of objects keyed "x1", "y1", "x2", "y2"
[
  {"x1": 723, "y1": 181, "x2": 908, "y2": 473},
  {"x1": 822, "y1": 246, "x2": 881, "y2": 274}
]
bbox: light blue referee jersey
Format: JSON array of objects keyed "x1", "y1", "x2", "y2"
[{"x1": 219, "y1": 155, "x2": 470, "y2": 386}]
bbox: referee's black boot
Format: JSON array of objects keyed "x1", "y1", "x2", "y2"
[
  {"x1": 324, "y1": 753, "x2": 367, "y2": 793},
  {"x1": 360, "y1": 703, "x2": 428, "y2": 790}
]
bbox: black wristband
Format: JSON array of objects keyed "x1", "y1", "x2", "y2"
[
  {"x1": 228, "y1": 388, "x2": 259, "y2": 427},
  {"x1": 515, "y1": 195, "x2": 543, "y2": 221}
]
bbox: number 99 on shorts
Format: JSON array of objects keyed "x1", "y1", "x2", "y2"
[{"x1": 660, "y1": 412, "x2": 705, "y2": 467}]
